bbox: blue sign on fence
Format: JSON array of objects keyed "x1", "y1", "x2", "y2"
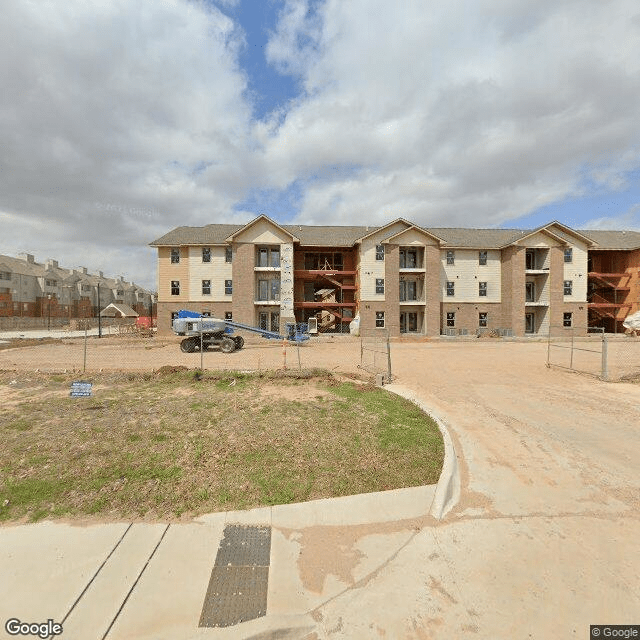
[{"x1": 70, "y1": 381, "x2": 93, "y2": 397}]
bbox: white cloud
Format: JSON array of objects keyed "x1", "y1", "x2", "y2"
[
  {"x1": 2, "y1": 0, "x2": 640, "y2": 290},
  {"x1": 261, "y1": 0, "x2": 640, "y2": 227}
]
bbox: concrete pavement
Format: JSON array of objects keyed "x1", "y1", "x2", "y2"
[{"x1": 1, "y1": 341, "x2": 639, "y2": 639}]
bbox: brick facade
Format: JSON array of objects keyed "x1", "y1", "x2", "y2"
[{"x1": 151, "y1": 218, "x2": 640, "y2": 338}]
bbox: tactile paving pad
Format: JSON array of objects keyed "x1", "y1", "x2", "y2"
[{"x1": 199, "y1": 525, "x2": 271, "y2": 628}]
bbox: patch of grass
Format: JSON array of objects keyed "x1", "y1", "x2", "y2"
[{"x1": 0, "y1": 371, "x2": 443, "y2": 522}]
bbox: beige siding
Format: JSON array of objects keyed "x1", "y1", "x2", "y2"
[
  {"x1": 359, "y1": 222, "x2": 409, "y2": 300},
  {"x1": 441, "y1": 249, "x2": 501, "y2": 302},
  {"x1": 388, "y1": 227, "x2": 439, "y2": 246},
  {"x1": 157, "y1": 246, "x2": 189, "y2": 303},
  {"x1": 563, "y1": 243, "x2": 588, "y2": 302},
  {"x1": 518, "y1": 232, "x2": 561, "y2": 248},
  {"x1": 187, "y1": 246, "x2": 232, "y2": 301},
  {"x1": 232, "y1": 219, "x2": 293, "y2": 244}
]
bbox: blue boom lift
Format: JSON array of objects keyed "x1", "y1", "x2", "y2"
[{"x1": 172, "y1": 310, "x2": 309, "y2": 353}]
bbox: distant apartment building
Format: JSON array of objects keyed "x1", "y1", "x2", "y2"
[
  {"x1": 0, "y1": 253, "x2": 155, "y2": 321},
  {"x1": 149, "y1": 217, "x2": 640, "y2": 337}
]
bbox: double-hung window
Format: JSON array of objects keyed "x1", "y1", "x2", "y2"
[
  {"x1": 563, "y1": 280, "x2": 573, "y2": 296},
  {"x1": 171, "y1": 249, "x2": 180, "y2": 264},
  {"x1": 202, "y1": 280, "x2": 211, "y2": 295},
  {"x1": 479, "y1": 282, "x2": 487, "y2": 297},
  {"x1": 202, "y1": 248, "x2": 211, "y2": 263},
  {"x1": 375, "y1": 278, "x2": 385, "y2": 294},
  {"x1": 446, "y1": 281, "x2": 455, "y2": 296},
  {"x1": 225, "y1": 280, "x2": 233, "y2": 295}
]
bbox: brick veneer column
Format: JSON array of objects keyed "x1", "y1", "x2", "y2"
[
  {"x1": 384, "y1": 244, "x2": 400, "y2": 337},
  {"x1": 232, "y1": 243, "x2": 255, "y2": 326},
  {"x1": 424, "y1": 245, "x2": 441, "y2": 336}
]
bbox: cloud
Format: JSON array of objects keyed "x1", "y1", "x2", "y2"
[
  {"x1": 261, "y1": 0, "x2": 640, "y2": 227},
  {"x1": 2, "y1": 0, "x2": 640, "y2": 290},
  {"x1": 581, "y1": 204, "x2": 640, "y2": 231}
]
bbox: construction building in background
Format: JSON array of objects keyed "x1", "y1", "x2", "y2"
[
  {"x1": 150, "y1": 217, "x2": 640, "y2": 337},
  {"x1": 0, "y1": 253, "x2": 155, "y2": 327}
]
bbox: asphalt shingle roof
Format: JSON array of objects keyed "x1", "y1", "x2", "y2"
[
  {"x1": 149, "y1": 221, "x2": 640, "y2": 250},
  {"x1": 578, "y1": 229, "x2": 640, "y2": 250}
]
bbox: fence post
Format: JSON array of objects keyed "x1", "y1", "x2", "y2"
[
  {"x1": 570, "y1": 327, "x2": 574, "y2": 370},
  {"x1": 601, "y1": 334, "x2": 608, "y2": 381},
  {"x1": 386, "y1": 331, "x2": 392, "y2": 382}
]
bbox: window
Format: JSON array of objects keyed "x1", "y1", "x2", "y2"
[
  {"x1": 171, "y1": 281, "x2": 180, "y2": 296},
  {"x1": 202, "y1": 311, "x2": 211, "y2": 317},
  {"x1": 257, "y1": 247, "x2": 280, "y2": 267},
  {"x1": 225, "y1": 280, "x2": 233, "y2": 295},
  {"x1": 0, "y1": 272, "x2": 10, "y2": 280},
  {"x1": 375, "y1": 245, "x2": 385, "y2": 261},
  {"x1": 81, "y1": 284, "x2": 91, "y2": 292},
  {"x1": 399, "y1": 281, "x2": 417, "y2": 301},
  {"x1": 258, "y1": 280, "x2": 268, "y2": 300},
  {"x1": 446, "y1": 250, "x2": 455, "y2": 265},
  {"x1": 270, "y1": 312, "x2": 280, "y2": 332},
  {"x1": 225, "y1": 247, "x2": 233, "y2": 263},
  {"x1": 564, "y1": 248, "x2": 573, "y2": 263},
  {"x1": 479, "y1": 282, "x2": 487, "y2": 297},
  {"x1": 479, "y1": 251, "x2": 487, "y2": 265},
  {"x1": 116, "y1": 289, "x2": 124, "y2": 296},
  {"x1": 202, "y1": 248, "x2": 211, "y2": 262},
  {"x1": 375, "y1": 311, "x2": 385, "y2": 328},
  {"x1": 271, "y1": 280, "x2": 281, "y2": 300},
  {"x1": 479, "y1": 312, "x2": 488, "y2": 327},
  {"x1": 225, "y1": 312, "x2": 232, "y2": 320},
  {"x1": 375, "y1": 278, "x2": 385, "y2": 294},
  {"x1": 202, "y1": 280, "x2": 211, "y2": 295},
  {"x1": 446, "y1": 312, "x2": 455, "y2": 327},
  {"x1": 399, "y1": 249, "x2": 417, "y2": 268},
  {"x1": 526, "y1": 281, "x2": 535, "y2": 302},
  {"x1": 45, "y1": 279, "x2": 57, "y2": 287},
  {"x1": 170, "y1": 311, "x2": 179, "y2": 320},
  {"x1": 446, "y1": 281, "x2": 455, "y2": 296},
  {"x1": 564, "y1": 280, "x2": 572, "y2": 296},
  {"x1": 170, "y1": 249, "x2": 180, "y2": 264},
  {"x1": 563, "y1": 312, "x2": 573, "y2": 327}
]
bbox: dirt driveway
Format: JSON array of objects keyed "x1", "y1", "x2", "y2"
[{"x1": 1, "y1": 336, "x2": 639, "y2": 638}]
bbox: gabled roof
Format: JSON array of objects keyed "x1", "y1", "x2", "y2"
[
  {"x1": 578, "y1": 229, "x2": 640, "y2": 250},
  {"x1": 504, "y1": 225, "x2": 569, "y2": 248},
  {"x1": 224, "y1": 215, "x2": 300, "y2": 242},
  {"x1": 100, "y1": 302, "x2": 138, "y2": 317},
  {"x1": 149, "y1": 224, "x2": 243, "y2": 246},
  {"x1": 542, "y1": 221, "x2": 596, "y2": 246},
  {"x1": 384, "y1": 224, "x2": 444, "y2": 244},
  {"x1": 427, "y1": 228, "x2": 527, "y2": 248},
  {"x1": 282, "y1": 224, "x2": 371, "y2": 246},
  {"x1": 354, "y1": 218, "x2": 412, "y2": 243}
]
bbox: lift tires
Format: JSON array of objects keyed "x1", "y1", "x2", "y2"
[
  {"x1": 233, "y1": 336, "x2": 244, "y2": 350},
  {"x1": 219, "y1": 337, "x2": 236, "y2": 353},
  {"x1": 180, "y1": 337, "x2": 198, "y2": 353}
]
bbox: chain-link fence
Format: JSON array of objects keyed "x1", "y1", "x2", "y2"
[
  {"x1": 358, "y1": 329, "x2": 392, "y2": 381},
  {"x1": 0, "y1": 325, "x2": 365, "y2": 377},
  {"x1": 546, "y1": 326, "x2": 640, "y2": 381}
]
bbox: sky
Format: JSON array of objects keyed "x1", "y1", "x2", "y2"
[{"x1": 1, "y1": 0, "x2": 639, "y2": 291}]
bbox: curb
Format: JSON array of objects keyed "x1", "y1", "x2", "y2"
[{"x1": 385, "y1": 384, "x2": 460, "y2": 519}]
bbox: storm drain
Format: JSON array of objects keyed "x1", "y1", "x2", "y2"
[{"x1": 199, "y1": 525, "x2": 271, "y2": 628}]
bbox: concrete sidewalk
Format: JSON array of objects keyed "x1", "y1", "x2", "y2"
[{"x1": 0, "y1": 485, "x2": 437, "y2": 640}]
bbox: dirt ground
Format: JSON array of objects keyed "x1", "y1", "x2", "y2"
[{"x1": 2, "y1": 335, "x2": 639, "y2": 637}]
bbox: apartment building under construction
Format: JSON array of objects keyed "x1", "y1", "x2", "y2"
[{"x1": 149, "y1": 217, "x2": 640, "y2": 337}]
